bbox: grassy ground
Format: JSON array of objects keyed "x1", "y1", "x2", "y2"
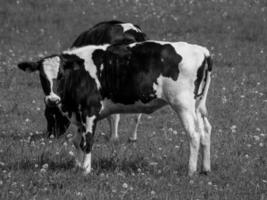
[{"x1": 0, "y1": 0, "x2": 267, "y2": 199}]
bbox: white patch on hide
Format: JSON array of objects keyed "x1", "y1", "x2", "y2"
[
  {"x1": 120, "y1": 23, "x2": 141, "y2": 32},
  {"x1": 64, "y1": 45, "x2": 109, "y2": 89},
  {"x1": 43, "y1": 56, "x2": 61, "y2": 101}
]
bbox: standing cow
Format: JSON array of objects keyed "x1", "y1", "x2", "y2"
[
  {"x1": 45, "y1": 20, "x2": 147, "y2": 141},
  {"x1": 18, "y1": 41, "x2": 212, "y2": 176}
]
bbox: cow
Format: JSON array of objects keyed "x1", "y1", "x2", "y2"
[
  {"x1": 45, "y1": 20, "x2": 147, "y2": 141},
  {"x1": 18, "y1": 40, "x2": 213, "y2": 176}
]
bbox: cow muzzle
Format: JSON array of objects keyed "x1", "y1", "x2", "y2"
[{"x1": 44, "y1": 95, "x2": 61, "y2": 107}]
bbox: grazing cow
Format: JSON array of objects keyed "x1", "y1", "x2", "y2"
[
  {"x1": 45, "y1": 20, "x2": 147, "y2": 141},
  {"x1": 18, "y1": 41, "x2": 212, "y2": 176}
]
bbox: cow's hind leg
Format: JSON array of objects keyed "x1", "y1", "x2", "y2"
[
  {"x1": 128, "y1": 114, "x2": 142, "y2": 142},
  {"x1": 107, "y1": 114, "x2": 120, "y2": 141},
  {"x1": 172, "y1": 104, "x2": 200, "y2": 176},
  {"x1": 200, "y1": 115, "x2": 212, "y2": 174}
]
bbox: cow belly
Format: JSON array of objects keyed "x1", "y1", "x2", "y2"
[{"x1": 99, "y1": 98, "x2": 166, "y2": 118}]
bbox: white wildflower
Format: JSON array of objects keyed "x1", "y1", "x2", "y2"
[
  {"x1": 253, "y1": 135, "x2": 260, "y2": 141},
  {"x1": 42, "y1": 163, "x2": 48, "y2": 169},
  {"x1": 76, "y1": 192, "x2": 83, "y2": 196},
  {"x1": 122, "y1": 183, "x2": 128, "y2": 189},
  {"x1": 149, "y1": 162, "x2": 158, "y2": 166},
  {"x1": 230, "y1": 125, "x2": 237, "y2": 133},
  {"x1": 168, "y1": 127, "x2": 173, "y2": 132}
]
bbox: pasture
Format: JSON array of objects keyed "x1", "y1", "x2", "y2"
[{"x1": 0, "y1": 0, "x2": 266, "y2": 199}]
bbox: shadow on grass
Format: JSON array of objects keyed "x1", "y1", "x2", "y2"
[
  {"x1": 4, "y1": 149, "x2": 188, "y2": 176},
  {"x1": 93, "y1": 155, "x2": 188, "y2": 177},
  {"x1": 4, "y1": 155, "x2": 150, "y2": 174},
  {"x1": 93, "y1": 155, "x2": 149, "y2": 174}
]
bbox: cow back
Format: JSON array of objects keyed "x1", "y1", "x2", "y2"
[{"x1": 92, "y1": 42, "x2": 182, "y2": 105}]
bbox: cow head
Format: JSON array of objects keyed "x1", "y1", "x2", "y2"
[
  {"x1": 18, "y1": 54, "x2": 84, "y2": 107},
  {"x1": 18, "y1": 55, "x2": 62, "y2": 107}
]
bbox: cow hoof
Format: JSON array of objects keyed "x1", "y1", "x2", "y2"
[
  {"x1": 188, "y1": 170, "x2": 197, "y2": 177},
  {"x1": 128, "y1": 137, "x2": 137, "y2": 143},
  {"x1": 110, "y1": 137, "x2": 119, "y2": 143},
  {"x1": 83, "y1": 169, "x2": 92, "y2": 176},
  {"x1": 199, "y1": 170, "x2": 210, "y2": 176}
]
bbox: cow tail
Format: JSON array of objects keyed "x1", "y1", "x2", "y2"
[{"x1": 196, "y1": 49, "x2": 213, "y2": 117}]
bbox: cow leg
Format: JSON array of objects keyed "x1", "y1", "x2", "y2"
[
  {"x1": 107, "y1": 114, "x2": 120, "y2": 141},
  {"x1": 128, "y1": 114, "x2": 142, "y2": 142},
  {"x1": 45, "y1": 106, "x2": 56, "y2": 138},
  {"x1": 200, "y1": 116, "x2": 212, "y2": 174},
  {"x1": 80, "y1": 115, "x2": 97, "y2": 175},
  {"x1": 71, "y1": 128, "x2": 83, "y2": 168},
  {"x1": 181, "y1": 109, "x2": 200, "y2": 176},
  {"x1": 172, "y1": 104, "x2": 200, "y2": 176},
  {"x1": 54, "y1": 107, "x2": 70, "y2": 138}
]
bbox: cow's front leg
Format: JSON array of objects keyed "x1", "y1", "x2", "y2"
[
  {"x1": 80, "y1": 115, "x2": 97, "y2": 175},
  {"x1": 45, "y1": 106, "x2": 56, "y2": 138},
  {"x1": 128, "y1": 114, "x2": 142, "y2": 142},
  {"x1": 107, "y1": 114, "x2": 120, "y2": 141},
  {"x1": 71, "y1": 128, "x2": 83, "y2": 168},
  {"x1": 54, "y1": 107, "x2": 70, "y2": 138}
]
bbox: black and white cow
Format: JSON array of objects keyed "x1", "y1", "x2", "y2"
[
  {"x1": 45, "y1": 20, "x2": 147, "y2": 141},
  {"x1": 72, "y1": 20, "x2": 147, "y2": 47},
  {"x1": 18, "y1": 41, "x2": 212, "y2": 176}
]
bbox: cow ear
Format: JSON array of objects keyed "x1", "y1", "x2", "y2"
[
  {"x1": 17, "y1": 61, "x2": 40, "y2": 73},
  {"x1": 61, "y1": 54, "x2": 84, "y2": 71}
]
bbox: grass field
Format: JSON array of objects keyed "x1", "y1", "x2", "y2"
[{"x1": 0, "y1": 0, "x2": 267, "y2": 199}]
